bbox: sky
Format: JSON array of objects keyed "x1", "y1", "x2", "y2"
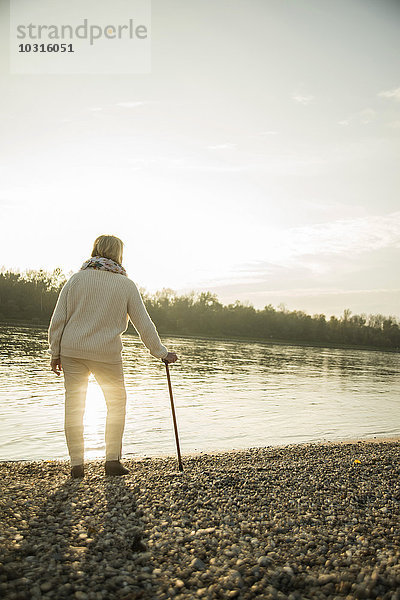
[{"x1": 0, "y1": 0, "x2": 399, "y2": 318}]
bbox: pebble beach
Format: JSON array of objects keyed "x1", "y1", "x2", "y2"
[{"x1": 1, "y1": 439, "x2": 399, "y2": 600}]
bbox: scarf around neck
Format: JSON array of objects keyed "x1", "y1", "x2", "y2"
[{"x1": 80, "y1": 256, "x2": 127, "y2": 276}]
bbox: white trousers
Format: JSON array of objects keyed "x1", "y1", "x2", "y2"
[{"x1": 61, "y1": 356, "x2": 127, "y2": 466}]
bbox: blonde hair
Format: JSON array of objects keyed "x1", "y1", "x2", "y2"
[{"x1": 91, "y1": 235, "x2": 124, "y2": 265}]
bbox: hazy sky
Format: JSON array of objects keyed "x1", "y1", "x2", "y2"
[{"x1": 1, "y1": 0, "x2": 399, "y2": 318}]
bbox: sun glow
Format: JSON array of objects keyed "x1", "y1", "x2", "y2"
[{"x1": 83, "y1": 377, "x2": 107, "y2": 459}]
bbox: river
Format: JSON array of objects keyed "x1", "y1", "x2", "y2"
[{"x1": 0, "y1": 325, "x2": 399, "y2": 462}]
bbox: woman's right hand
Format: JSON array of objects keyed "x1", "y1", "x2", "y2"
[
  {"x1": 164, "y1": 352, "x2": 178, "y2": 364},
  {"x1": 51, "y1": 358, "x2": 62, "y2": 376}
]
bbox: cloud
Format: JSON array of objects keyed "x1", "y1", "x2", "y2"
[
  {"x1": 120, "y1": 150, "x2": 330, "y2": 176},
  {"x1": 281, "y1": 211, "x2": 400, "y2": 258},
  {"x1": 337, "y1": 108, "x2": 375, "y2": 127},
  {"x1": 241, "y1": 212, "x2": 400, "y2": 277},
  {"x1": 255, "y1": 131, "x2": 279, "y2": 136},
  {"x1": 116, "y1": 101, "x2": 148, "y2": 108},
  {"x1": 207, "y1": 143, "x2": 236, "y2": 150},
  {"x1": 359, "y1": 108, "x2": 375, "y2": 124},
  {"x1": 179, "y1": 212, "x2": 400, "y2": 295},
  {"x1": 86, "y1": 102, "x2": 151, "y2": 113},
  {"x1": 247, "y1": 287, "x2": 400, "y2": 298},
  {"x1": 378, "y1": 86, "x2": 400, "y2": 101},
  {"x1": 292, "y1": 93, "x2": 314, "y2": 105}
]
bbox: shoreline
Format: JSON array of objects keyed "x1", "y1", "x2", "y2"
[
  {"x1": 173, "y1": 434, "x2": 400, "y2": 460},
  {"x1": 1, "y1": 434, "x2": 399, "y2": 465},
  {"x1": 1, "y1": 438, "x2": 399, "y2": 599}
]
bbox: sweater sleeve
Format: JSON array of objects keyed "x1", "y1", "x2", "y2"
[
  {"x1": 48, "y1": 280, "x2": 70, "y2": 359},
  {"x1": 127, "y1": 281, "x2": 168, "y2": 360}
]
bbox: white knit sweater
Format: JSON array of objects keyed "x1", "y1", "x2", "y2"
[{"x1": 48, "y1": 269, "x2": 168, "y2": 362}]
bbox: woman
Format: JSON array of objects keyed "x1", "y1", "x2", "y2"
[{"x1": 48, "y1": 235, "x2": 178, "y2": 479}]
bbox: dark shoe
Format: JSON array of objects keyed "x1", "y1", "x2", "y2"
[
  {"x1": 105, "y1": 460, "x2": 130, "y2": 476},
  {"x1": 71, "y1": 465, "x2": 84, "y2": 479}
]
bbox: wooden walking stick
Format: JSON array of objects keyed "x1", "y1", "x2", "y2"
[{"x1": 162, "y1": 358, "x2": 184, "y2": 472}]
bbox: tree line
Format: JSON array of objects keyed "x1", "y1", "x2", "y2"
[{"x1": 0, "y1": 268, "x2": 399, "y2": 351}]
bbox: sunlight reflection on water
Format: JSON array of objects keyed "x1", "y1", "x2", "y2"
[{"x1": 0, "y1": 325, "x2": 399, "y2": 461}]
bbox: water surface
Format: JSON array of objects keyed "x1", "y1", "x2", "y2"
[{"x1": 0, "y1": 325, "x2": 399, "y2": 462}]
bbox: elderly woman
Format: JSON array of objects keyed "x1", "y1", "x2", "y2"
[{"x1": 48, "y1": 235, "x2": 178, "y2": 479}]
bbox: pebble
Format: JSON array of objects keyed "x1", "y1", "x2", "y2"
[
  {"x1": 0, "y1": 440, "x2": 399, "y2": 599},
  {"x1": 40, "y1": 581, "x2": 53, "y2": 591},
  {"x1": 190, "y1": 557, "x2": 206, "y2": 570}
]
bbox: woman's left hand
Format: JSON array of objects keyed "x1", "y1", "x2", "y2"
[{"x1": 51, "y1": 358, "x2": 62, "y2": 376}]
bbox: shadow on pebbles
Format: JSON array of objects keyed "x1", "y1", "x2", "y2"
[{"x1": 0, "y1": 441, "x2": 399, "y2": 600}]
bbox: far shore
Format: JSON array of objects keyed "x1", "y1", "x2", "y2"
[{"x1": 1, "y1": 319, "x2": 399, "y2": 354}]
